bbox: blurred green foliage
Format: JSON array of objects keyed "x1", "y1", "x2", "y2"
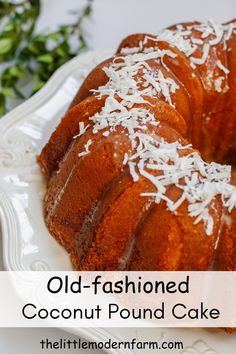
[{"x1": 0, "y1": 0, "x2": 92, "y2": 115}]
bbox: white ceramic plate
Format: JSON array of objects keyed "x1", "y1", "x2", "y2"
[
  {"x1": 0, "y1": 49, "x2": 113, "y2": 271},
  {"x1": 0, "y1": 50, "x2": 236, "y2": 353}
]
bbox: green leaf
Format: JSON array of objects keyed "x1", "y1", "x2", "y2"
[
  {"x1": 9, "y1": 65, "x2": 24, "y2": 78},
  {"x1": 0, "y1": 0, "x2": 92, "y2": 117},
  {"x1": 32, "y1": 80, "x2": 44, "y2": 93},
  {"x1": 2, "y1": 87, "x2": 15, "y2": 98},
  {"x1": 34, "y1": 34, "x2": 47, "y2": 43},
  {"x1": 37, "y1": 53, "x2": 53, "y2": 63},
  {"x1": 55, "y1": 41, "x2": 70, "y2": 57},
  {"x1": 84, "y1": 4, "x2": 92, "y2": 16},
  {"x1": 0, "y1": 38, "x2": 13, "y2": 55},
  {"x1": 28, "y1": 42, "x2": 41, "y2": 55},
  {"x1": 0, "y1": 93, "x2": 6, "y2": 116},
  {"x1": 4, "y1": 22, "x2": 15, "y2": 32},
  {"x1": 48, "y1": 32, "x2": 61, "y2": 41},
  {"x1": 55, "y1": 46, "x2": 65, "y2": 57}
]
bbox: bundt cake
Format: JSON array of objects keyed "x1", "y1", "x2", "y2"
[{"x1": 38, "y1": 19, "x2": 236, "y2": 271}]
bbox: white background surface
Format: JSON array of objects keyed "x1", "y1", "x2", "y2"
[{"x1": 0, "y1": 0, "x2": 235, "y2": 353}]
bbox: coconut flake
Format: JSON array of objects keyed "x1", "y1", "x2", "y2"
[
  {"x1": 73, "y1": 122, "x2": 90, "y2": 139},
  {"x1": 214, "y1": 76, "x2": 225, "y2": 92},
  {"x1": 78, "y1": 139, "x2": 92, "y2": 157},
  {"x1": 191, "y1": 43, "x2": 210, "y2": 66},
  {"x1": 216, "y1": 60, "x2": 230, "y2": 74}
]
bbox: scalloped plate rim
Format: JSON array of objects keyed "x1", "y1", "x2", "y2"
[
  {"x1": 0, "y1": 49, "x2": 133, "y2": 354},
  {"x1": 0, "y1": 49, "x2": 113, "y2": 271}
]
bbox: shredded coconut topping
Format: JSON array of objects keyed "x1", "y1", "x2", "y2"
[
  {"x1": 121, "y1": 20, "x2": 235, "y2": 90},
  {"x1": 76, "y1": 95, "x2": 236, "y2": 235},
  {"x1": 74, "y1": 20, "x2": 236, "y2": 235},
  {"x1": 92, "y1": 50, "x2": 178, "y2": 107}
]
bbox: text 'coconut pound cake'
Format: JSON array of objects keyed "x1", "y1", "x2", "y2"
[{"x1": 38, "y1": 20, "x2": 236, "y2": 272}]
